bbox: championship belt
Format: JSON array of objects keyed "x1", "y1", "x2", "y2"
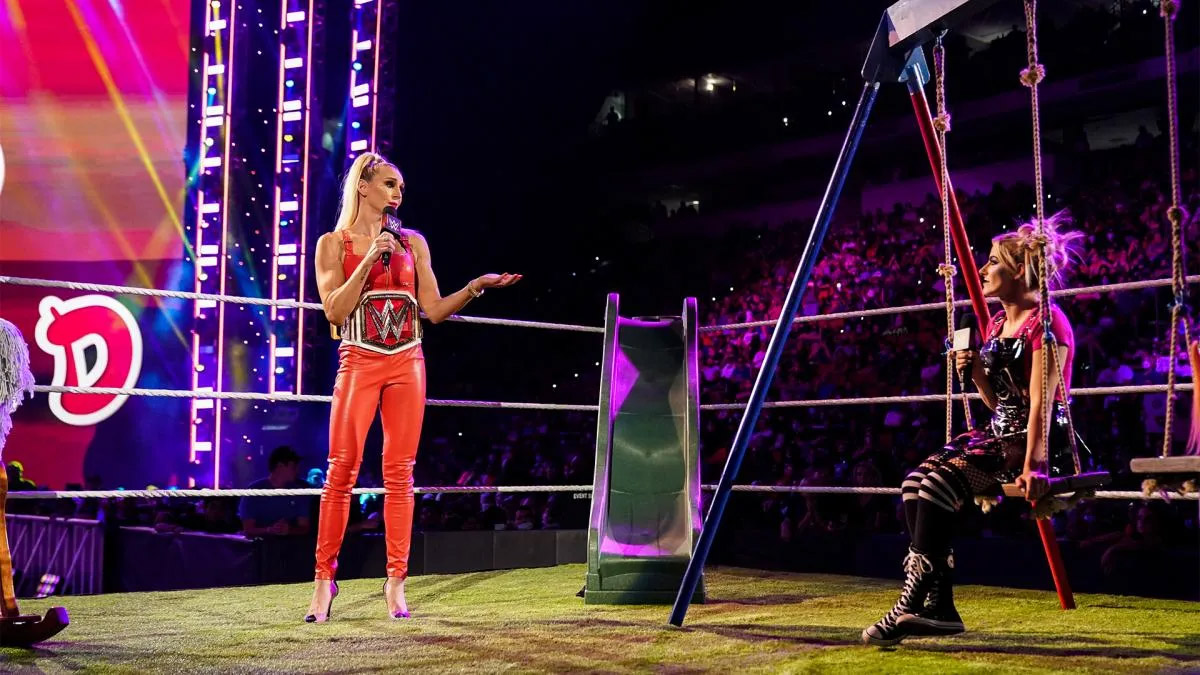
[{"x1": 339, "y1": 290, "x2": 422, "y2": 354}]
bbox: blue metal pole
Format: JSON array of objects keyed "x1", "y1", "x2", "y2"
[{"x1": 668, "y1": 80, "x2": 880, "y2": 627}]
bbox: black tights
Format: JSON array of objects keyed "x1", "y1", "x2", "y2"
[{"x1": 900, "y1": 451, "x2": 996, "y2": 555}]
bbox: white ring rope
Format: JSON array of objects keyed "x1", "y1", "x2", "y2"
[
  {"x1": 6, "y1": 485, "x2": 1192, "y2": 501},
  {"x1": 32, "y1": 382, "x2": 1188, "y2": 412},
  {"x1": 0, "y1": 275, "x2": 316, "y2": 308},
  {"x1": 701, "y1": 275, "x2": 1200, "y2": 333},
  {"x1": 6, "y1": 274, "x2": 1191, "y2": 336},
  {"x1": 5, "y1": 486, "x2": 595, "y2": 500},
  {"x1": 698, "y1": 383, "x2": 1193, "y2": 410},
  {"x1": 9, "y1": 277, "x2": 1194, "y2": 503},
  {"x1": 32, "y1": 385, "x2": 600, "y2": 411},
  {"x1": 0, "y1": 275, "x2": 603, "y2": 334}
]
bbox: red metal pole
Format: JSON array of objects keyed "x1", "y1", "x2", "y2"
[
  {"x1": 908, "y1": 80, "x2": 1076, "y2": 611},
  {"x1": 1036, "y1": 519, "x2": 1076, "y2": 609}
]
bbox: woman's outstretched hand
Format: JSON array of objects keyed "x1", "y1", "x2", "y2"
[{"x1": 473, "y1": 273, "x2": 522, "y2": 291}]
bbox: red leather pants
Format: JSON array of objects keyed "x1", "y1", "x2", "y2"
[{"x1": 314, "y1": 345, "x2": 425, "y2": 580}]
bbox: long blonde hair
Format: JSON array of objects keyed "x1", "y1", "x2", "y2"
[
  {"x1": 0, "y1": 318, "x2": 35, "y2": 455},
  {"x1": 991, "y1": 209, "x2": 1084, "y2": 291},
  {"x1": 333, "y1": 152, "x2": 397, "y2": 231}
]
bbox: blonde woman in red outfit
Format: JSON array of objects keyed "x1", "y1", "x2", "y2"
[{"x1": 305, "y1": 152, "x2": 520, "y2": 622}]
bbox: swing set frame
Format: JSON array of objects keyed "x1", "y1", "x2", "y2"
[{"x1": 668, "y1": 0, "x2": 1158, "y2": 626}]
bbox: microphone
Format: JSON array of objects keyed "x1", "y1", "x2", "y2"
[
  {"x1": 381, "y1": 205, "x2": 400, "y2": 267},
  {"x1": 952, "y1": 312, "x2": 976, "y2": 382}
]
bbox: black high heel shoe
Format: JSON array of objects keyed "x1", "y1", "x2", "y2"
[
  {"x1": 383, "y1": 578, "x2": 410, "y2": 619},
  {"x1": 305, "y1": 580, "x2": 339, "y2": 623}
]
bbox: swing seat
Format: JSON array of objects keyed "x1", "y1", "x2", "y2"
[
  {"x1": 1000, "y1": 471, "x2": 1110, "y2": 499},
  {"x1": 0, "y1": 607, "x2": 69, "y2": 647},
  {"x1": 1129, "y1": 456, "x2": 1200, "y2": 475},
  {"x1": 1130, "y1": 457, "x2": 1199, "y2": 494}
]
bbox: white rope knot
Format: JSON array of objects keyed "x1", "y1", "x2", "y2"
[
  {"x1": 1160, "y1": 0, "x2": 1180, "y2": 20},
  {"x1": 936, "y1": 263, "x2": 957, "y2": 279},
  {"x1": 1141, "y1": 477, "x2": 1197, "y2": 497},
  {"x1": 1141, "y1": 478, "x2": 1160, "y2": 496},
  {"x1": 974, "y1": 495, "x2": 999, "y2": 513},
  {"x1": 932, "y1": 112, "x2": 952, "y2": 133},
  {"x1": 1020, "y1": 64, "x2": 1046, "y2": 87},
  {"x1": 1166, "y1": 205, "x2": 1188, "y2": 227}
]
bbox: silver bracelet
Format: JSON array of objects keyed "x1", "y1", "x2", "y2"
[{"x1": 467, "y1": 282, "x2": 484, "y2": 299}]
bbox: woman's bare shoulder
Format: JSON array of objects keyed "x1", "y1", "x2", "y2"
[{"x1": 315, "y1": 231, "x2": 345, "y2": 259}]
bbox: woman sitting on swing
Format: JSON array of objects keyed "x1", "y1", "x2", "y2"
[{"x1": 863, "y1": 210, "x2": 1085, "y2": 646}]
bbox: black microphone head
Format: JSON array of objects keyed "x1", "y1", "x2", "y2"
[
  {"x1": 956, "y1": 312, "x2": 976, "y2": 331},
  {"x1": 381, "y1": 206, "x2": 401, "y2": 236},
  {"x1": 380, "y1": 206, "x2": 399, "y2": 266}
]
